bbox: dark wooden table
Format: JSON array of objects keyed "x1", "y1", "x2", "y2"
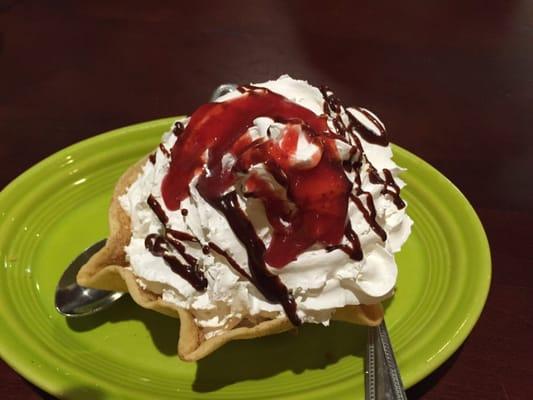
[{"x1": 1, "y1": 1, "x2": 532, "y2": 399}]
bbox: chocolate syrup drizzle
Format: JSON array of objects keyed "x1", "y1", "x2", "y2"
[
  {"x1": 147, "y1": 194, "x2": 168, "y2": 225},
  {"x1": 145, "y1": 195, "x2": 259, "y2": 305},
  {"x1": 141, "y1": 84, "x2": 405, "y2": 326},
  {"x1": 326, "y1": 221, "x2": 363, "y2": 261},
  {"x1": 320, "y1": 85, "x2": 389, "y2": 147},
  {"x1": 369, "y1": 168, "x2": 406, "y2": 209},
  {"x1": 145, "y1": 233, "x2": 207, "y2": 291},
  {"x1": 172, "y1": 121, "x2": 184, "y2": 136},
  {"x1": 203, "y1": 190, "x2": 299, "y2": 326},
  {"x1": 159, "y1": 143, "x2": 171, "y2": 158},
  {"x1": 350, "y1": 194, "x2": 387, "y2": 242},
  {"x1": 320, "y1": 86, "x2": 405, "y2": 242},
  {"x1": 207, "y1": 241, "x2": 253, "y2": 282},
  {"x1": 145, "y1": 195, "x2": 207, "y2": 291}
]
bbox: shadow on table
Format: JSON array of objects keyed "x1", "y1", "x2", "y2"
[{"x1": 66, "y1": 295, "x2": 178, "y2": 356}]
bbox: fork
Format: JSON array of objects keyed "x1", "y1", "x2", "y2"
[{"x1": 365, "y1": 321, "x2": 408, "y2": 399}]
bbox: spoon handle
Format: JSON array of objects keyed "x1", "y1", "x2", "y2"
[
  {"x1": 365, "y1": 321, "x2": 407, "y2": 400},
  {"x1": 210, "y1": 84, "x2": 238, "y2": 101}
]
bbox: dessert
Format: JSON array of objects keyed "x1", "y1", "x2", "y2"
[{"x1": 77, "y1": 75, "x2": 412, "y2": 361}]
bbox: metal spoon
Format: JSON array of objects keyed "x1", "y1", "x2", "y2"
[
  {"x1": 55, "y1": 239, "x2": 125, "y2": 316},
  {"x1": 55, "y1": 84, "x2": 239, "y2": 317}
]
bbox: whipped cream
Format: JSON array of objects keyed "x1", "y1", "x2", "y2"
[{"x1": 120, "y1": 75, "x2": 412, "y2": 338}]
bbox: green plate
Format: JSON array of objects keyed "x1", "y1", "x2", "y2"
[{"x1": 0, "y1": 118, "x2": 491, "y2": 399}]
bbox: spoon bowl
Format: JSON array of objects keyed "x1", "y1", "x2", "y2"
[{"x1": 55, "y1": 239, "x2": 125, "y2": 317}]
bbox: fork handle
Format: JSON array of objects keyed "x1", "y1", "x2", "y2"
[{"x1": 365, "y1": 321, "x2": 408, "y2": 400}]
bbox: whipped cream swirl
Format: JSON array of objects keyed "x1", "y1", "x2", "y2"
[{"x1": 120, "y1": 75, "x2": 412, "y2": 338}]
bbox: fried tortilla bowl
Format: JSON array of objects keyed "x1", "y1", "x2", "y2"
[{"x1": 76, "y1": 157, "x2": 384, "y2": 361}]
